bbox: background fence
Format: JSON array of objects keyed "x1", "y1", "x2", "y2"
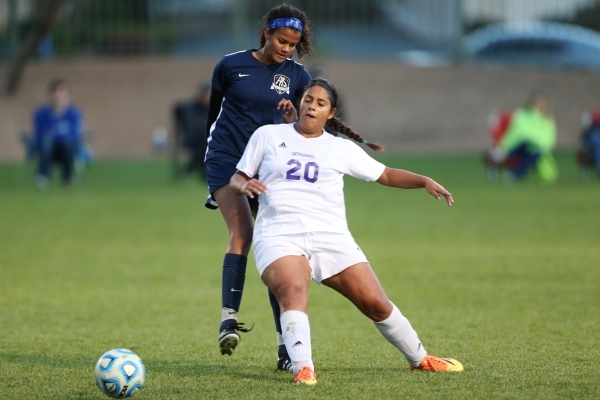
[{"x1": 1, "y1": 0, "x2": 600, "y2": 61}]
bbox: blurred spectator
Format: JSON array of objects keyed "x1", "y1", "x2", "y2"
[
  {"x1": 29, "y1": 79, "x2": 84, "y2": 189},
  {"x1": 580, "y1": 110, "x2": 600, "y2": 176},
  {"x1": 490, "y1": 94, "x2": 558, "y2": 183},
  {"x1": 172, "y1": 82, "x2": 210, "y2": 181}
]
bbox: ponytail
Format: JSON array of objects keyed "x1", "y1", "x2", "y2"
[
  {"x1": 306, "y1": 78, "x2": 385, "y2": 153},
  {"x1": 326, "y1": 116, "x2": 386, "y2": 153}
]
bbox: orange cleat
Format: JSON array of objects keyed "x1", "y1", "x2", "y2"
[
  {"x1": 411, "y1": 355, "x2": 464, "y2": 372},
  {"x1": 294, "y1": 366, "x2": 317, "y2": 385}
]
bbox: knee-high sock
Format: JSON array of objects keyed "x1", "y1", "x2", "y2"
[
  {"x1": 280, "y1": 310, "x2": 313, "y2": 374},
  {"x1": 220, "y1": 253, "x2": 246, "y2": 331},
  {"x1": 268, "y1": 290, "x2": 288, "y2": 357},
  {"x1": 374, "y1": 303, "x2": 427, "y2": 367}
]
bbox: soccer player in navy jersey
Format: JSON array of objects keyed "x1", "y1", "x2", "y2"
[
  {"x1": 203, "y1": 4, "x2": 313, "y2": 370},
  {"x1": 230, "y1": 79, "x2": 463, "y2": 385}
]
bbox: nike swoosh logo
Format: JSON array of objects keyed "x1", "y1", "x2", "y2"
[
  {"x1": 239, "y1": 73, "x2": 250, "y2": 77},
  {"x1": 231, "y1": 289, "x2": 242, "y2": 292}
]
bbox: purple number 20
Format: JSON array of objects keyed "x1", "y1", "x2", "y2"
[{"x1": 286, "y1": 159, "x2": 319, "y2": 183}]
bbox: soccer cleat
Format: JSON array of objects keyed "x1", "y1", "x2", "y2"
[
  {"x1": 411, "y1": 355, "x2": 464, "y2": 372},
  {"x1": 205, "y1": 194, "x2": 219, "y2": 210},
  {"x1": 294, "y1": 366, "x2": 317, "y2": 385},
  {"x1": 218, "y1": 322, "x2": 253, "y2": 356},
  {"x1": 277, "y1": 355, "x2": 293, "y2": 372}
]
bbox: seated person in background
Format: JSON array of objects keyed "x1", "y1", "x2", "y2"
[
  {"x1": 581, "y1": 110, "x2": 600, "y2": 176},
  {"x1": 490, "y1": 93, "x2": 558, "y2": 183},
  {"x1": 30, "y1": 79, "x2": 84, "y2": 189},
  {"x1": 173, "y1": 82, "x2": 210, "y2": 181}
]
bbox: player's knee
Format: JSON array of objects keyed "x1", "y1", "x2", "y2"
[
  {"x1": 274, "y1": 282, "x2": 308, "y2": 310},
  {"x1": 229, "y1": 227, "x2": 253, "y2": 253},
  {"x1": 364, "y1": 297, "x2": 392, "y2": 322}
]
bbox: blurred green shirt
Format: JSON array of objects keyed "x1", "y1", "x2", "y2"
[{"x1": 499, "y1": 108, "x2": 556, "y2": 153}]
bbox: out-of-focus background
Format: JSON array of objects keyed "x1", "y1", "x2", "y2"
[{"x1": 1, "y1": 0, "x2": 600, "y2": 161}]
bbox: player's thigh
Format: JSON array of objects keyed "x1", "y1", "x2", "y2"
[
  {"x1": 262, "y1": 255, "x2": 312, "y2": 313},
  {"x1": 213, "y1": 186, "x2": 253, "y2": 244},
  {"x1": 322, "y1": 262, "x2": 392, "y2": 321}
]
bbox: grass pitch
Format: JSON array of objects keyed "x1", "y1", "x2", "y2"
[{"x1": 0, "y1": 152, "x2": 599, "y2": 399}]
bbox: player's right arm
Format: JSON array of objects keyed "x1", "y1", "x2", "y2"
[
  {"x1": 206, "y1": 88, "x2": 224, "y2": 137},
  {"x1": 231, "y1": 127, "x2": 269, "y2": 197},
  {"x1": 205, "y1": 57, "x2": 229, "y2": 137},
  {"x1": 230, "y1": 172, "x2": 267, "y2": 198}
]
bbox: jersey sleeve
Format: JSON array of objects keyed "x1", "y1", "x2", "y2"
[
  {"x1": 211, "y1": 57, "x2": 228, "y2": 93},
  {"x1": 236, "y1": 127, "x2": 268, "y2": 178},
  {"x1": 339, "y1": 140, "x2": 386, "y2": 181},
  {"x1": 294, "y1": 67, "x2": 312, "y2": 98}
]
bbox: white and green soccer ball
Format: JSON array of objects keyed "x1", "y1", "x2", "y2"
[{"x1": 94, "y1": 349, "x2": 146, "y2": 398}]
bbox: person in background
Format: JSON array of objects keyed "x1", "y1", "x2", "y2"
[
  {"x1": 230, "y1": 78, "x2": 463, "y2": 385},
  {"x1": 30, "y1": 79, "x2": 83, "y2": 189},
  {"x1": 580, "y1": 110, "x2": 600, "y2": 176},
  {"x1": 492, "y1": 93, "x2": 558, "y2": 182},
  {"x1": 173, "y1": 82, "x2": 211, "y2": 181}
]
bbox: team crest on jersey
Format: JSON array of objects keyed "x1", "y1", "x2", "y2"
[{"x1": 271, "y1": 74, "x2": 290, "y2": 95}]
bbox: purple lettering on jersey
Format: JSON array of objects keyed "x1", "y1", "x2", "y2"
[
  {"x1": 285, "y1": 159, "x2": 320, "y2": 183},
  {"x1": 304, "y1": 161, "x2": 319, "y2": 183},
  {"x1": 286, "y1": 159, "x2": 302, "y2": 180}
]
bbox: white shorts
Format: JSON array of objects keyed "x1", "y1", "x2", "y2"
[{"x1": 253, "y1": 232, "x2": 369, "y2": 284}]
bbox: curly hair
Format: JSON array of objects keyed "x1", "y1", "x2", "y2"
[
  {"x1": 305, "y1": 79, "x2": 386, "y2": 153},
  {"x1": 258, "y1": 3, "x2": 313, "y2": 59}
]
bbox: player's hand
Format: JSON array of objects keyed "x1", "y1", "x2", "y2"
[
  {"x1": 242, "y1": 178, "x2": 268, "y2": 198},
  {"x1": 278, "y1": 99, "x2": 298, "y2": 123},
  {"x1": 424, "y1": 178, "x2": 454, "y2": 206}
]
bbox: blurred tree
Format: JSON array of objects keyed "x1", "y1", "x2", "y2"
[
  {"x1": 554, "y1": 2, "x2": 600, "y2": 32},
  {"x1": 2, "y1": 0, "x2": 70, "y2": 96}
]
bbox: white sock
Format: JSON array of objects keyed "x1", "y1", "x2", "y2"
[
  {"x1": 221, "y1": 307, "x2": 237, "y2": 322},
  {"x1": 280, "y1": 310, "x2": 314, "y2": 374},
  {"x1": 276, "y1": 332, "x2": 285, "y2": 346},
  {"x1": 374, "y1": 303, "x2": 427, "y2": 367}
]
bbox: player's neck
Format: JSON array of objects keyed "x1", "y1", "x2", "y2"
[
  {"x1": 252, "y1": 49, "x2": 276, "y2": 65},
  {"x1": 293, "y1": 122, "x2": 323, "y2": 139}
]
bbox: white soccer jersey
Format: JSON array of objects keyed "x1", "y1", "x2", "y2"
[{"x1": 236, "y1": 123, "x2": 386, "y2": 238}]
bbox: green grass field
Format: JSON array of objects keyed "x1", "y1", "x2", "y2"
[{"x1": 1, "y1": 152, "x2": 599, "y2": 399}]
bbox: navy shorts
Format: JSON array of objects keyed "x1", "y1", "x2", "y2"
[{"x1": 204, "y1": 157, "x2": 258, "y2": 210}]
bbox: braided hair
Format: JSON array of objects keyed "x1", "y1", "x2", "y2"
[
  {"x1": 306, "y1": 78, "x2": 385, "y2": 153},
  {"x1": 258, "y1": 4, "x2": 313, "y2": 59}
]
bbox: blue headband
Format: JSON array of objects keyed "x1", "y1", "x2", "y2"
[{"x1": 268, "y1": 17, "x2": 303, "y2": 32}]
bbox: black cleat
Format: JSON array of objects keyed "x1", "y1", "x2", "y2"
[
  {"x1": 218, "y1": 322, "x2": 253, "y2": 356},
  {"x1": 277, "y1": 355, "x2": 293, "y2": 372}
]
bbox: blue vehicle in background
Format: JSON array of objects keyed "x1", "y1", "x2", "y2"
[{"x1": 460, "y1": 22, "x2": 600, "y2": 70}]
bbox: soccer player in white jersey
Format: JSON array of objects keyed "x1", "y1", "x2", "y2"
[{"x1": 230, "y1": 78, "x2": 464, "y2": 385}]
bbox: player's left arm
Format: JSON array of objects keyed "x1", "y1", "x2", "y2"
[
  {"x1": 376, "y1": 168, "x2": 454, "y2": 206},
  {"x1": 73, "y1": 107, "x2": 84, "y2": 141}
]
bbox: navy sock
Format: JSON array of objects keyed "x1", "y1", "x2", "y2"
[
  {"x1": 268, "y1": 289, "x2": 289, "y2": 358},
  {"x1": 221, "y1": 253, "x2": 247, "y2": 312}
]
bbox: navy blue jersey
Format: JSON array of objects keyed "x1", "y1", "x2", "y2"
[{"x1": 206, "y1": 50, "x2": 311, "y2": 163}]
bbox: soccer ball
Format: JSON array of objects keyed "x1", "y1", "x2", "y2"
[{"x1": 94, "y1": 349, "x2": 146, "y2": 398}]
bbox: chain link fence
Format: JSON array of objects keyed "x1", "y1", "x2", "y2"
[{"x1": 1, "y1": 0, "x2": 599, "y2": 61}]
